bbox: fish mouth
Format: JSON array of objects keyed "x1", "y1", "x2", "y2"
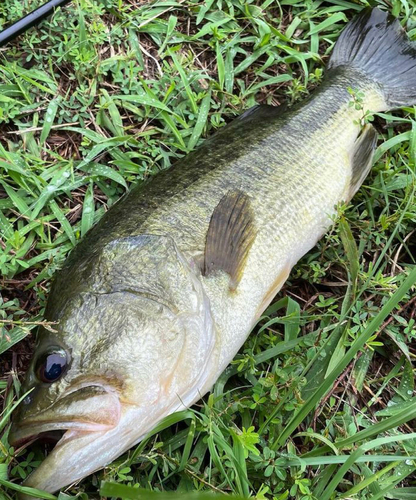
[
  {"x1": 10, "y1": 430, "x2": 65, "y2": 450},
  {"x1": 9, "y1": 384, "x2": 121, "y2": 451},
  {"x1": 9, "y1": 421, "x2": 112, "y2": 451},
  {"x1": 15, "y1": 407, "x2": 143, "y2": 496}
]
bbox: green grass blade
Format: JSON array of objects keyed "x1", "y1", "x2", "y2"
[{"x1": 187, "y1": 89, "x2": 212, "y2": 151}]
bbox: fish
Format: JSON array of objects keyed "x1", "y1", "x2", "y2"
[{"x1": 9, "y1": 7, "x2": 416, "y2": 497}]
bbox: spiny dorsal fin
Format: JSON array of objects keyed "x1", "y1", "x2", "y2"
[
  {"x1": 349, "y1": 123, "x2": 377, "y2": 199},
  {"x1": 203, "y1": 190, "x2": 256, "y2": 289}
]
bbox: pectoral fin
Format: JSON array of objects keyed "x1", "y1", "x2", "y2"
[
  {"x1": 349, "y1": 124, "x2": 377, "y2": 199},
  {"x1": 203, "y1": 190, "x2": 256, "y2": 289}
]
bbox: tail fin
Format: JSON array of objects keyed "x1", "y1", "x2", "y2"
[{"x1": 328, "y1": 8, "x2": 416, "y2": 109}]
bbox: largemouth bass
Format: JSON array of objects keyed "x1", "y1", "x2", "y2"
[{"x1": 9, "y1": 7, "x2": 416, "y2": 495}]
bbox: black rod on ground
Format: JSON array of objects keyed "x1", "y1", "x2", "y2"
[{"x1": 0, "y1": 0, "x2": 72, "y2": 47}]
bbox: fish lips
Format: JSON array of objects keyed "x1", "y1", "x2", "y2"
[{"x1": 9, "y1": 384, "x2": 121, "y2": 449}]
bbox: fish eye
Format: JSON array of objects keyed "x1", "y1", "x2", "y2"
[{"x1": 35, "y1": 348, "x2": 68, "y2": 383}]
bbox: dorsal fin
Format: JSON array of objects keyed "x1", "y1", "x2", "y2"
[
  {"x1": 235, "y1": 103, "x2": 287, "y2": 123},
  {"x1": 203, "y1": 190, "x2": 256, "y2": 289},
  {"x1": 202, "y1": 104, "x2": 286, "y2": 149},
  {"x1": 349, "y1": 123, "x2": 377, "y2": 199}
]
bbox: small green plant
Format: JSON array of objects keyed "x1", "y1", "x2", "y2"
[{"x1": 348, "y1": 86, "x2": 375, "y2": 125}]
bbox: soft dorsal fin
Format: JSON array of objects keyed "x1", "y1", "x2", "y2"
[
  {"x1": 235, "y1": 103, "x2": 287, "y2": 123},
  {"x1": 203, "y1": 190, "x2": 256, "y2": 289},
  {"x1": 349, "y1": 124, "x2": 377, "y2": 199}
]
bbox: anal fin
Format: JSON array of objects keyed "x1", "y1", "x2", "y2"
[
  {"x1": 203, "y1": 190, "x2": 256, "y2": 290},
  {"x1": 349, "y1": 124, "x2": 377, "y2": 199}
]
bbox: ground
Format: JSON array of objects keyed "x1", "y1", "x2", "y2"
[{"x1": 0, "y1": 0, "x2": 416, "y2": 499}]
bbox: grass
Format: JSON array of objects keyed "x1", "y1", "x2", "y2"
[{"x1": 0, "y1": 0, "x2": 416, "y2": 498}]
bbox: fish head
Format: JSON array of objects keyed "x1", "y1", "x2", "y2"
[{"x1": 9, "y1": 235, "x2": 217, "y2": 494}]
